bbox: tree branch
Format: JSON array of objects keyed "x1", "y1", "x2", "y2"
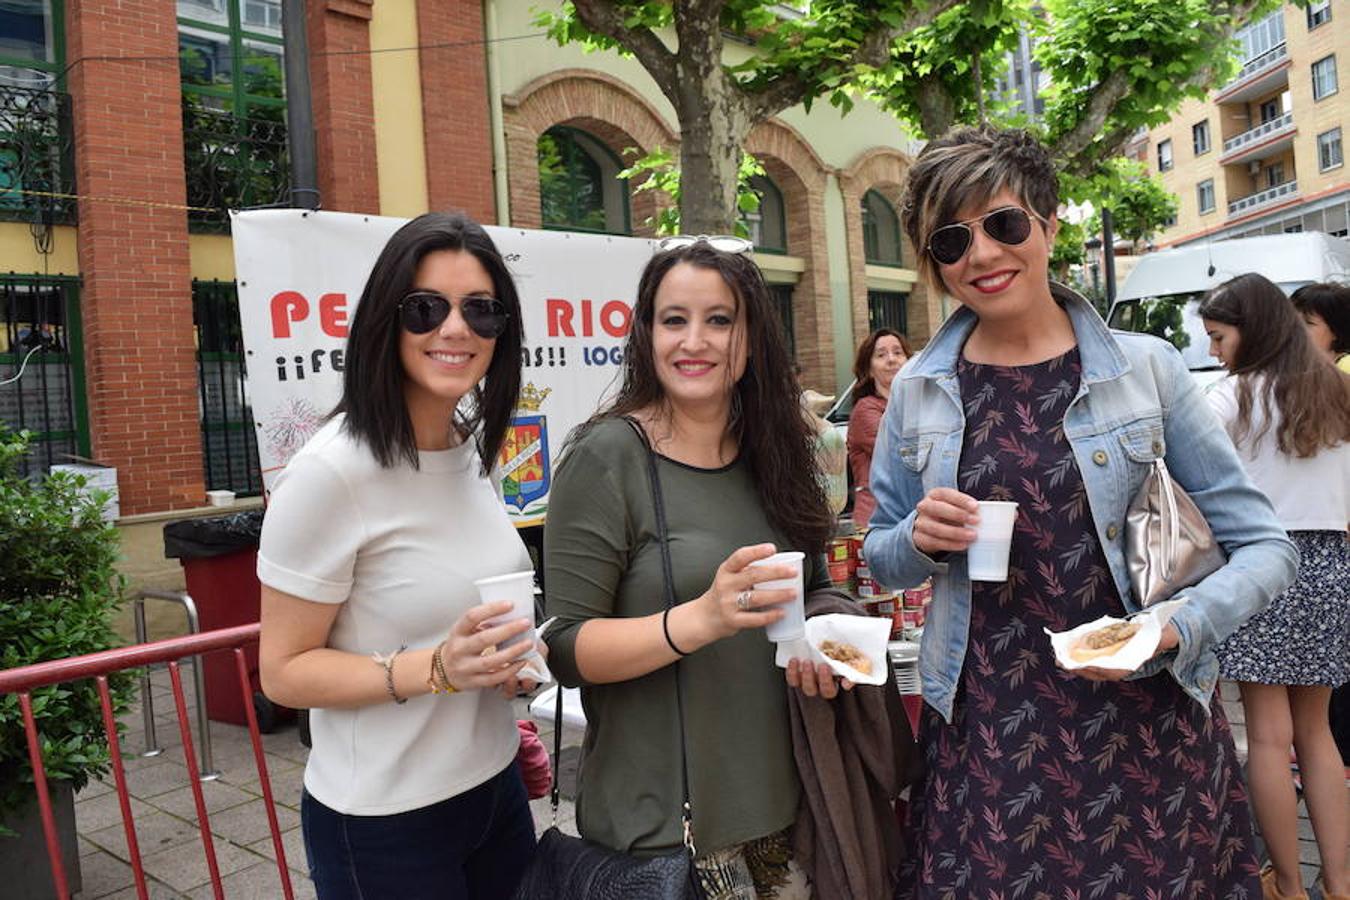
[
  {"x1": 745, "y1": 0, "x2": 969, "y2": 120},
  {"x1": 570, "y1": 0, "x2": 679, "y2": 97}
]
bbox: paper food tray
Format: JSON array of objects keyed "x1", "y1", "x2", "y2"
[
  {"x1": 1044, "y1": 598, "x2": 1187, "y2": 671},
  {"x1": 774, "y1": 613, "x2": 891, "y2": 685}
]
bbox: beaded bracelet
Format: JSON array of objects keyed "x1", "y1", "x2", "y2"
[
  {"x1": 427, "y1": 643, "x2": 458, "y2": 695},
  {"x1": 371, "y1": 646, "x2": 407, "y2": 704}
]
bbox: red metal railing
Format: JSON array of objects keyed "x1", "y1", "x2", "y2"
[{"x1": 0, "y1": 624, "x2": 294, "y2": 900}]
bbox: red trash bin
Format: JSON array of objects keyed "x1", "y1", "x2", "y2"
[{"x1": 164, "y1": 511, "x2": 291, "y2": 728}]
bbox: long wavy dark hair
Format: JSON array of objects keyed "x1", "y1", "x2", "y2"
[
  {"x1": 577, "y1": 242, "x2": 834, "y2": 556},
  {"x1": 851, "y1": 328, "x2": 912, "y2": 401},
  {"x1": 333, "y1": 212, "x2": 523, "y2": 475},
  {"x1": 1198, "y1": 273, "x2": 1350, "y2": 458}
]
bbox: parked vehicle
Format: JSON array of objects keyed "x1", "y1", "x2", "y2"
[{"x1": 1107, "y1": 232, "x2": 1350, "y2": 387}]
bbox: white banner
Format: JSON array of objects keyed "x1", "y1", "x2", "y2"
[{"x1": 231, "y1": 209, "x2": 656, "y2": 526}]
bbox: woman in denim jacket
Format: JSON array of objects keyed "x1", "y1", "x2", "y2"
[{"x1": 864, "y1": 127, "x2": 1297, "y2": 898}]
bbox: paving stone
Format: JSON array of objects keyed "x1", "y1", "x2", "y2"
[
  {"x1": 237, "y1": 762, "x2": 305, "y2": 811},
  {"x1": 77, "y1": 776, "x2": 115, "y2": 800},
  {"x1": 257, "y1": 727, "x2": 311, "y2": 765},
  {"x1": 138, "y1": 839, "x2": 262, "y2": 894},
  {"x1": 76, "y1": 793, "x2": 153, "y2": 834},
  {"x1": 85, "y1": 810, "x2": 202, "y2": 860},
  {"x1": 118, "y1": 761, "x2": 194, "y2": 799},
  {"x1": 245, "y1": 823, "x2": 308, "y2": 873},
  {"x1": 94, "y1": 881, "x2": 188, "y2": 899},
  {"x1": 185, "y1": 861, "x2": 317, "y2": 900},
  {"x1": 205, "y1": 798, "x2": 300, "y2": 848},
  {"x1": 147, "y1": 780, "x2": 257, "y2": 822},
  {"x1": 72, "y1": 848, "x2": 133, "y2": 899}
]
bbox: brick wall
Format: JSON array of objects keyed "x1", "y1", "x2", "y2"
[
  {"x1": 308, "y1": 0, "x2": 380, "y2": 213},
  {"x1": 417, "y1": 0, "x2": 495, "y2": 221},
  {"x1": 66, "y1": 0, "x2": 202, "y2": 515}
]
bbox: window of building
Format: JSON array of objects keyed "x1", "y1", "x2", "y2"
[
  {"x1": 1307, "y1": 0, "x2": 1331, "y2": 29},
  {"x1": 1312, "y1": 55, "x2": 1338, "y2": 100},
  {"x1": 179, "y1": 0, "x2": 287, "y2": 230},
  {"x1": 1157, "y1": 139, "x2": 1173, "y2": 172},
  {"x1": 1236, "y1": 12, "x2": 1285, "y2": 64},
  {"x1": 1319, "y1": 128, "x2": 1344, "y2": 171},
  {"x1": 1265, "y1": 161, "x2": 1286, "y2": 188},
  {"x1": 742, "y1": 174, "x2": 786, "y2": 253},
  {"x1": 193, "y1": 279, "x2": 262, "y2": 495},
  {"x1": 868, "y1": 291, "x2": 908, "y2": 335},
  {"x1": 861, "y1": 190, "x2": 902, "y2": 265},
  {"x1": 1258, "y1": 97, "x2": 1281, "y2": 123},
  {"x1": 769, "y1": 284, "x2": 795, "y2": 357},
  {"x1": 1192, "y1": 120, "x2": 1211, "y2": 156},
  {"x1": 1197, "y1": 179, "x2": 1215, "y2": 215},
  {"x1": 0, "y1": 0, "x2": 63, "y2": 86},
  {"x1": 537, "y1": 126, "x2": 631, "y2": 234}
]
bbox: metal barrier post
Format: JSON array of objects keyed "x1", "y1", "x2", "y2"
[{"x1": 133, "y1": 590, "x2": 219, "y2": 780}]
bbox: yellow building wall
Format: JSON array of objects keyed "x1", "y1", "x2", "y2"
[
  {"x1": 0, "y1": 223, "x2": 80, "y2": 274},
  {"x1": 189, "y1": 233, "x2": 236, "y2": 281},
  {"x1": 1286, "y1": 6, "x2": 1349, "y2": 199},
  {"x1": 370, "y1": 1, "x2": 430, "y2": 218}
]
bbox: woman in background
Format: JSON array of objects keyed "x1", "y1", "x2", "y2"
[
  {"x1": 846, "y1": 329, "x2": 911, "y2": 529},
  {"x1": 1200, "y1": 273, "x2": 1350, "y2": 900},
  {"x1": 1291, "y1": 281, "x2": 1350, "y2": 373}
]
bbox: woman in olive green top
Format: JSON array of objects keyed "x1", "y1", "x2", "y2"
[{"x1": 544, "y1": 237, "x2": 846, "y2": 899}]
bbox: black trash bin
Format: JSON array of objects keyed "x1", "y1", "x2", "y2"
[{"x1": 163, "y1": 510, "x2": 292, "y2": 731}]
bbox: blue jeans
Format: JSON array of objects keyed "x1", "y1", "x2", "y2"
[{"x1": 301, "y1": 764, "x2": 537, "y2": 899}]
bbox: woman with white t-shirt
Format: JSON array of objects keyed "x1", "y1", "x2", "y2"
[
  {"x1": 258, "y1": 213, "x2": 539, "y2": 899},
  {"x1": 1200, "y1": 273, "x2": 1350, "y2": 900}
]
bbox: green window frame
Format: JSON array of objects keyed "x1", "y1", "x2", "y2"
[
  {"x1": 538, "y1": 126, "x2": 631, "y2": 235},
  {"x1": 743, "y1": 174, "x2": 786, "y2": 253},
  {"x1": 0, "y1": 0, "x2": 66, "y2": 88},
  {"x1": 861, "y1": 189, "x2": 903, "y2": 266},
  {"x1": 868, "y1": 290, "x2": 908, "y2": 336},
  {"x1": 178, "y1": 0, "x2": 286, "y2": 119}
]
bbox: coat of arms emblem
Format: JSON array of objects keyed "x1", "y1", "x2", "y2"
[{"x1": 499, "y1": 383, "x2": 551, "y2": 514}]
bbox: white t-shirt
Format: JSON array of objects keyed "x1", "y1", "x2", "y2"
[
  {"x1": 1206, "y1": 375, "x2": 1350, "y2": 532},
  {"x1": 257, "y1": 416, "x2": 532, "y2": 815}
]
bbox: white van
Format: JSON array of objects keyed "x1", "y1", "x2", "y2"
[{"x1": 1107, "y1": 232, "x2": 1350, "y2": 385}]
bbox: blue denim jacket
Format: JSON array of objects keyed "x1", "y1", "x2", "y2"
[{"x1": 864, "y1": 285, "x2": 1297, "y2": 722}]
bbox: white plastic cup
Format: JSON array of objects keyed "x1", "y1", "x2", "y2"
[
  {"x1": 967, "y1": 501, "x2": 1019, "y2": 582},
  {"x1": 473, "y1": 570, "x2": 536, "y2": 649},
  {"x1": 748, "y1": 551, "x2": 806, "y2": 642}
]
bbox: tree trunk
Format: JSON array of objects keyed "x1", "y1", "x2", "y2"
[{"x1": 916, "y1": 76, "x2": 958, "y2": 139}]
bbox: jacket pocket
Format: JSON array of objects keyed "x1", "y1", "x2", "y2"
[
  {"x1": 1118, "y1": 418, "x2": 1165, "y2": 462},
  {"x1": 897, "y1": 436, "x2": 933, "y2": 472}
]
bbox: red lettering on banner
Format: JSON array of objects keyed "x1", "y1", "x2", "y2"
[
  {"x1": 547, "y1": 298, "x2": 575, "y2": 337},
  {"x1": 270, "y1": 291, "x2": 309, "y2": 339},
  {"x1": 580, "y1": 299, "x2": 594, "y2": 337},
  {"x1": 319, "y1": 293, "x2": 349, "y2": 338},
  {"x1": 601, "y1": 301, "x2": 631, "y2": 338}
]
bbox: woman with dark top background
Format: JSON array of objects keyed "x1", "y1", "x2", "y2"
[
  {"x1": 846, "y1": 328, "x2": 911, "y2": 529},
  {"x1": 542, "y1": 237, "x2": 849, "y2": 899},
  {"x1": 863, "y1": 126, "x2": 1296, "y2": 898}
]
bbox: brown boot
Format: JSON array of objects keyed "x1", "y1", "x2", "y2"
[{"x1": 1261, "y1": 864, "x2": 1308, "y2": 900}]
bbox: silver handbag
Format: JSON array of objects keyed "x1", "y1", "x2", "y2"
[{"x1": 1125, "y1": 458, "x2": 1227, "y2": 608}]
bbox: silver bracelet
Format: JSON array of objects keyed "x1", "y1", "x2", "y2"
[{"x1": 371, "y1": 646, "x2": 408, "y2": 704}]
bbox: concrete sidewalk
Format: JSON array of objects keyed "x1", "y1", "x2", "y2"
[{"x1": 64, "y1": 667, "x2": 1335, "y2": 898}]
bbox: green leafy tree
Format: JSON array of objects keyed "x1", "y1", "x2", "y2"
[
  {"x1": 539, "y1": 0, "x2": 1277, "y2": 232},
  {"x1": 1076, "y1": 159, "x2": 1179, "y2": 248},
  {"x1": 618, "y1": 147, "x2": 766, "y2": 236},
  {"x1": 0, "y1": 429, "x2": 131, "y2": 834}
]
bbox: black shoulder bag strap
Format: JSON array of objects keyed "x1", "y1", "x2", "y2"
[{"x1": 548, "y1": 417, "x2": 698, "y2": 859}]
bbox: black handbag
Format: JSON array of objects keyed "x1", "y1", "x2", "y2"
[{"x1": 512, "y1": 418, "x2": 705, "y2": 900}]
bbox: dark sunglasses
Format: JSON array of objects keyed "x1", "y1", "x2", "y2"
[
  {"x1": 926, "y1": 205, "x2": 1046, "y2": 266},
  {"x1": 398, "y1": 292, "x2": 510, "y2": 339}
]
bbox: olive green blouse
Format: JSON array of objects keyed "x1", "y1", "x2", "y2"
[{"x1": 543, "y1": 418, "x2": 828, "y2": 857}]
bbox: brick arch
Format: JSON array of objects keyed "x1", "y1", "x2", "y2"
[
  {"x1": 838, "y1": 147, "x2": 939, "y2": 349},
  {"x1": 502, "y1": 69, "x2": 678, "y2": 236},
  {"x1": 744, "y1": 119, "x2": 834, "y2": 390}
]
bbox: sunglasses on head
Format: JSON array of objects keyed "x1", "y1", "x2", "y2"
[
  {"x1": 398, "y1": 291, "x2": 510, "y2": 339},
  {"x1": 657, "y1": 234, "x2": 754, "y2": 254},
  {"x1": 926, "y1": 205, "x2": 1047, "y2": 266}
]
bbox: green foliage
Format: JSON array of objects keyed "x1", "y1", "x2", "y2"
[
  {"x1": 0, "y1": 428, "x2": 131, "y2": 835},
  {"x1": 1070, "y1": 159, "x2": 1179, "y2": 245},
  {"x1": 618, "y1": 148, "x2": 766, "y2": 237},
  {"x1": 1050, "y1": 218, "x2": 1086, "y2": 275}
]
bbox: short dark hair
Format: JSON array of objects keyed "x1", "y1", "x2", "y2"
[
  {"x1": 581, "y1": 242, "x2": 834, "y2": 556},
  {"x1": 1290, "y1": 281, "x2": 1350, "y2": 354},
  {"x1": 901, "y1": 126, "x2": 1059, "y2": 292},
  {"x1": 851, "y1": 328, "x2": 912, "y2": 401},
  {"x1": 334, "y1": 212, "x2": 523, "y2": 475}
]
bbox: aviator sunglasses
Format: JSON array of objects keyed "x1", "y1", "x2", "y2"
[
  {"x1": 657, "y1": 234, "x2": 754, "y2": 254},
  {"x1": 398, "y1": 291, "x2": 510, "y2": 339},
  {"x1": 926, "y1": 205, "x2": 1047, "y2": 266}
]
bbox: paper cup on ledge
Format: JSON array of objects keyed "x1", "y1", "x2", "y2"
[
  {"x1": 967, "y1": 501, "x2": 1018, "y2": 582},
  {"x1": 473, "y1": 570, "x2": 536, "y2": 650},
  {"x1": 749, "y1": 551, "x2": 806, "y2": 642}
]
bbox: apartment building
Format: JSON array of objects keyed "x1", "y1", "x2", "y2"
[{"x1": 1145, "y1": 0, "x2": 1349, "y2": 246}]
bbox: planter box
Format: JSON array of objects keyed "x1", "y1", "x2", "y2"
[{"x1": 0, "y1": 782, "x2": 81, "y2": 899}]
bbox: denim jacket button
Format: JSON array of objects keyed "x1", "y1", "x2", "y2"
[
  {"x1": 1092, "y1": 450, "x2": 1108, "y2": 466},
  {"x1": 1106, "y1": 524, "x2": 1119, "y2": 540}
]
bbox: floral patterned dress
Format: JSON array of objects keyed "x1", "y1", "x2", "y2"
[{"x1": 899, "y1": 349, "x2": 1263, "y2": 900}]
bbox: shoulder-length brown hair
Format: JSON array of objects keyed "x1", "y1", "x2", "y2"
[
  {"x1": 574, "y1": 242, "x2": 834, "y2": 556},
  {"x1": 1198, "y1": 273, "x2": 1350, "y2": 458},
  {"x1": 851, "y1": 328, "x2": 912, "y2": 401}
]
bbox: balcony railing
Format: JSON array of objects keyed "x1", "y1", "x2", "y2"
[
  {"x1": 1222, "y1": 111, "x2": 1295, "y2": 156},
  {"x1": 1228, "y1": 179, "x2": 1298, "y2": 217},
  {"x1": 1222, "y1": 42, "x2": 1288, "y2": 91},
  {"x1": 0, "y1": 85, "x2": 76, "y2": 224},
  {"x1": 182, "y1": 101, "x2": 290, "y2": 233}
]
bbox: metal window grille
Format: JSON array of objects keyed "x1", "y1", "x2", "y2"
[
  {"x1": 0, "y1": 85, "x2": 77, "y2": 225},
  {"x1": 868, "y1": 290, "x2": 908, "y2": 335},
  {"x1": 1, "y1": 274, "x2": 85, "y2": 478},
  {"x1": 193, "y1": 279, "x2": 262, "y2": 495},
  {"x1": 769, "y1": 283, "x2": 796, "y2": 358}
]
